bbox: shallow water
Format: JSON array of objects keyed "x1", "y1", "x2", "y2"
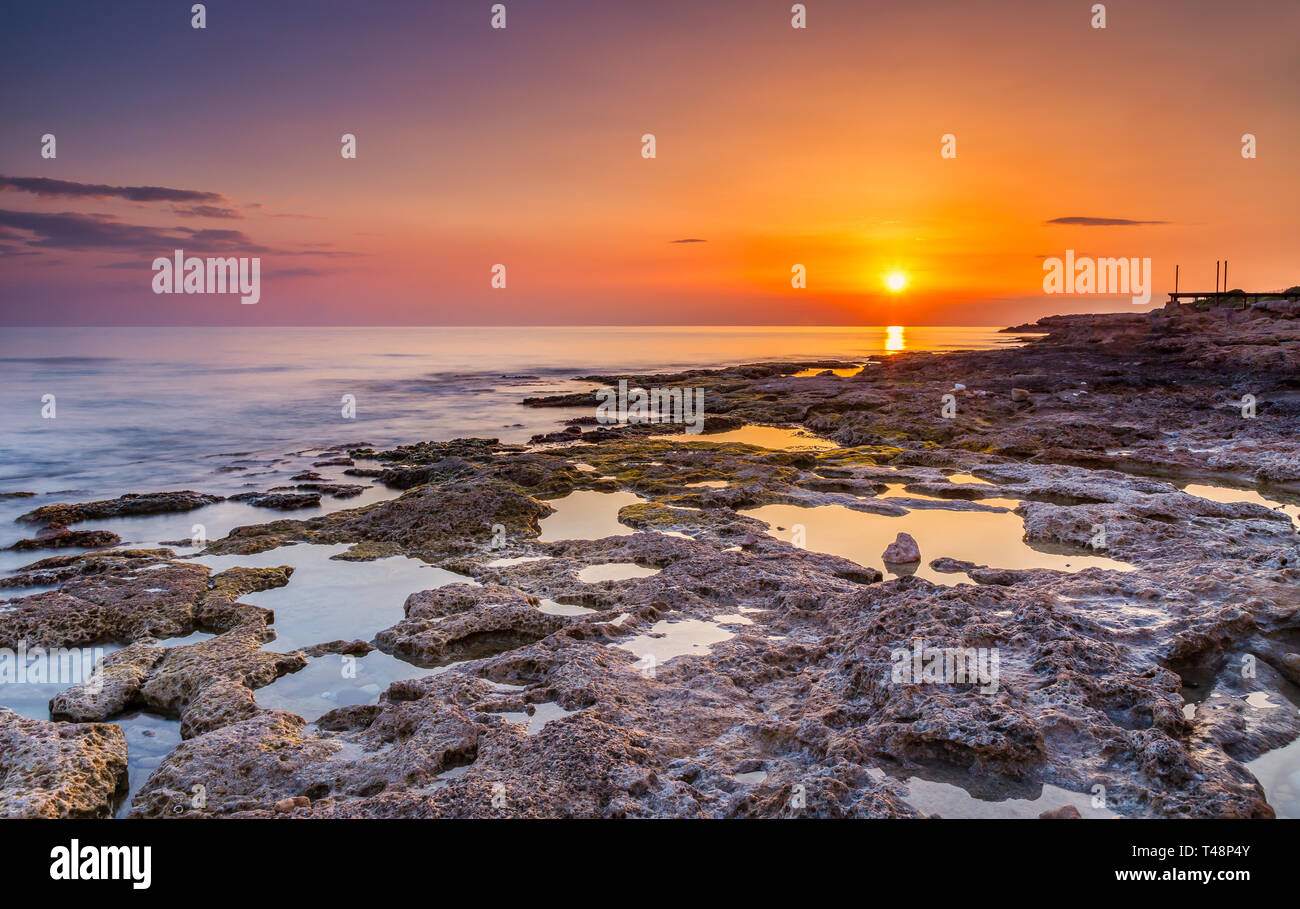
[
  {"x1": 190, "y1": 543, "x2": 468, "y2": 654},
  {"x1": 0, "y1": 455, "x2": 395, "y2": 570},
  {"x1": 46, "y1": 536, "x2": 471, "y2": 812},
  {"x1": 577, "y1": 562, "x2": 660, "y2": 583},
  {"x1": 0, "y1": 644, "x2": 121, "y2": 720},
  {"x1": 869, "y1": 768, "x2": 1115, "y2": 819},
  {"x1": 494, "y1": 702, "x2": 576, "y2": 735},
  {"x1": 791, "y1": 366, "x2": 865, "y2": 378},
  {"x1": 1180, "y1": 482, "x2": 1300, "y2": 530},
  {"x1": 943, "y1": 473, "x2": 994, "y2": 486},
  {"x1": 484, "y1": 555, "x2": 550, "y2": 568},
  {"x1": 0, "y1": 326, "x2": 1015, "y2": 506},
  {"x1": 615, "y1": 618, "x2": 735, "y2": 663},
  {"x1": 182, "y1": 541, "x2": 473, "y2": 728},
  {"x1": 1248, "y1": 736, "x2": 1300, "y2": 819},
  {"x1": 0, "y1": 648, "x2": 184, "y2": 817},
  {"x1": 115, "y1": 712, "x2": 184, "y2": 817},
  {"x1": 256, "y1": 648, "x2": 438, "y2": 720},
  {"x1": 536, "y1": 490, "x2": 644, "y2": 542},
  {"x1": 740, "y1": 502, "x2": 1132, "y2": 583},
  {"x1": 537, "y1": 598, "x2": 598, "y2": 617},
  {"x1": 673, "y1": 425, "x2": 838, "y2": 451},
  {"x1": 1239, "y1": 677, "x2": 1300, "y2": 818},
  {"x1": 878, "y1": 482, "x2": 1019, "y2": 508}
]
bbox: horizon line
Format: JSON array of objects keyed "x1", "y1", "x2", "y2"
[{"x1": 0, "y1": 322, "x2": 1037, "y2": 330}]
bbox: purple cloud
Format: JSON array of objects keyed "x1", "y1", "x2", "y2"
[
  {"x1": 1045, "y1": 216, "x2": 1168, "y2": 226},
  {"x1": 0, "y1": 175, "x2": 228, "y2": 204}
]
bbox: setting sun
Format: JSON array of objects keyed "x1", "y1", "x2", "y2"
[{"x1": 886, "y1": 272, "x2": 908, "y2": 293}]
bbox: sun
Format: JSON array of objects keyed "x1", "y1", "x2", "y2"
[{"x1": 885, "y1": 272, "x2": 908, "y2": 292}]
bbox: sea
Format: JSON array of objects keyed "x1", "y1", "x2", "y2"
[{"x1": 0, "y1": 325, "x2": 1017, "y2": 544}]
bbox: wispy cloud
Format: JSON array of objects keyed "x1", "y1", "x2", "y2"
[
  {"x1": 243, "y1": 202, "x2": 323, "y2": 221},
  {"x1": 266, "y1": 267, "x2": 340, "y2": 278},
  {"x1": 0, "y1": 210, "x2": 192, "y2": 251},
  {"x1": 0, "y1": 209, "x2": 358, "y2": 258},
  {"x1": 170, "y1": 204, "x2": 244, "y2": 220},
  {"x1": 1045, "y1": 216, "x2": 1167, "y2": 226},
  {"x1": 671, "y1": 238, "x2": 707, "y2": 243},
  {"x1": 0, "y1": 175, "x2": 228, "y2": 205}
]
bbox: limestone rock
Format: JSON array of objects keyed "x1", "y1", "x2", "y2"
[
  {"x1": 0, "y1": 707, "x2": 127, "y2": 818},
  {"x1": 882, "y1": 532, "x2": 921, "y2": 563},
  {"x1": 18, "y1": 491, "x2": 221, "y2": 530}
]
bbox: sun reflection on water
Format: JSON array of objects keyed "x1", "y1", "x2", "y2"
[{"x1": 885, "y1": 325, "x2": 906, "y2": 352}]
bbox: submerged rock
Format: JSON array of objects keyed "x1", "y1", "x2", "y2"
[
  {"x1": 292, "y1": 481, "x2": 366, "y2": 499},
  {"x1": 302, "y1": 639, "x2": 374, "y2": 657},
  {"x1": 230, "y1": 491, "x2": 322, "y2": 510},
  {"x1": 1039, "y1": 804, "x2": 1081, "y2": 819},
  {"x1": 18, "y1": 491, "x2": 222, "y2": 530},
  {"x1": 7, "y1": 528, "x2": 122, "y2": 551}
]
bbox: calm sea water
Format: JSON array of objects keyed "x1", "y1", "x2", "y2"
[{"x1": 0, "y1": 325, "x2": 1014, "y2": 546}]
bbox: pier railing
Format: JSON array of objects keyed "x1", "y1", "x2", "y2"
[{"x1": 1167, "y1": 290, "x2": 1300, "y2": 305}]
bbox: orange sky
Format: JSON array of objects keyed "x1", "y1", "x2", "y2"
[{"x1": 1, "y1": 0, "x2": 1296, "y2": 325}]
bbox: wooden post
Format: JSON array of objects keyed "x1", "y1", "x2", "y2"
[
  {"x1": 1224, "y1": 260, "x2": 1229, "y2": 294},
  {"x1": 1174, "y1": 264, "x2": 1179, "y2": 297},
  {"x1": 1216, "y1": 260, "x2": 1220, "y2": 297}
]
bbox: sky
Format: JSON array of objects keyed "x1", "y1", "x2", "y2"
[{"x1": 1, "y1": 0, "x2": 1296, "y2": 326}]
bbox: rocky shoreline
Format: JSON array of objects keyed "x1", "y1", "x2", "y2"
[{"x1": 2, "y1": 302, "x2": 1298, "y2": 818}]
